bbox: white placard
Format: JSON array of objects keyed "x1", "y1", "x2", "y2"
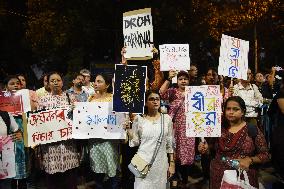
[
  {"x1": 123, "y1": 8, "x2": 153, "y2": 60},
  {"x1": 159, "y1": 44, "x2": 190, "y2": 71},
  {"x1": 26, "y1": 107, "x2": 72, "y2": 147},
  {"x1": 0, "y1": 136, "x2": 16, "y2": 179},
  {"x1": 185, "y1": 85, "x2": 222, "y2": 137},
  {"x1": 218, "y1": 34, "x2": 249, "y2": 80},
  {"x1": 73, "y1": 102, "x2": 127, "y2": 139}
]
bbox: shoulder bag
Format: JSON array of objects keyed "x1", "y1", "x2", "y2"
[{"x1": 128, "y1": 114, "x2": 165, "y2": 178}]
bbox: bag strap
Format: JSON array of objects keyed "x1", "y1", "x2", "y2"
[
  {"x1": 149, "y1": 113, "x2": 164, "y2": 166},
  {"x1": 66, "y1": 92, "x2": 72, "y2": 105}
]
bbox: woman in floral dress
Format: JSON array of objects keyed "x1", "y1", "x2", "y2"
[{"x1": 160, "y1": 70, "x2": 195, "y2": 183}]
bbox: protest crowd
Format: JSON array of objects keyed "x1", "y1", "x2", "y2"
[
  {"x1": 0, "y1": 47, "x2": 283, "y2": 189},
  {"x1": 0, "y1": 8, "x2": 284, "y2": 189}
]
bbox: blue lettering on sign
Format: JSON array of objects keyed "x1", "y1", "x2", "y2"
[
  {"x1": 230, "y1": 48, "x2": 240, "y2": 59},
  {"x1": 205, "y1": 112, "x2": 216, "y2": 126},
  {"x1": 191, "y1": 92, "x2": 205, "y2": 111},
  {"x1": 228, "y1": 66, "x2": 238, "y2": 78},
  {"x1": 86, "y1": 115, "x2": 117, "y2": 125}
]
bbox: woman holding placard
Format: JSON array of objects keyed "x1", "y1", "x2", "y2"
[
  {"x1": 160, "y1": 70, "x2": 195, "y2": 185},
  {"x1": 198, "y1": 96, "x2": 269, "y2": 189},
  {"x1": 88, "y1": 73, "x2": 120, "y2": 189},
  {"x1": 3, "y1": 75, "x2": 30, "y2": 189},
  {"x1": 37, "y1": 71, "x2": 79, "y2": 189}
]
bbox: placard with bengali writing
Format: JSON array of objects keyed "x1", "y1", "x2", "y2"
[
  {"x1": 159, "y1": 44, "x2": 190, "y2": 71},
  {"x1": 185, "y1": 85, "x2": 222, "y2": 137},
  {"x1": 0, "y1": 89, "x2": 31, "y2": 116},
  {"x1": 218, "y1": 34, "x2": 249, "y2": 80},
  {"x1": 26, "y1": 107, "x2": 72, "y2": 147},
  {"x1": 72, "y1": 102, "x2": 127, "y2": 139},
  {"x1": 0, "y1": 136, "x2": 16, "y2": 179},
  {"x1": 123, "y1": 8, "x2": 153, "y2": 60}
]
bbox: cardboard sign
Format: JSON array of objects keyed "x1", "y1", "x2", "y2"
[
  {"x1": 0, "y1": 136, "x2": 16, "y2": 179},
  {"x1": 159, "y1": 44, "x2": 190, "y2": 71},
  {"x1": 0, "y1": 90, "x2": 31, "y2": 116},
  {"x1": 123, "y1": 8, "x2": 153, "y2": 60},
  {"x1": 113, "y1": 64, "x2": 147, "y2": 114},
  {"x1": 72, "y1": 102, "x2": 127, "y2": 139},
  {"x1": 185, "y1": 85, "x2": 222, "y2": 137},
  {"x1": 26, "y1": 107, "x2": 72, "y2": 147},
  {"x1": 218, "y1": 34, "x2": 249, "y2": 80}
]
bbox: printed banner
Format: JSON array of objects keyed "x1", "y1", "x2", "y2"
[
  {"x1": 123, "y1": 8, "x2": 153, "y2": 60},
  {"x1": 218, "y1": 34, "x2": 249, "y2": 80},
  {"x1": 185, "y1": 85, "x2": 222, "y2": 137},
  {"x1": 26, "y1": 107, "x2": 72, "y2": 147},
  {"x1": 159, "y1": 44, "x2": 191, "y2": 71},
  {"x1": 113, "y1": 64, "x2": 147, "y2": 113},
  {"x1": 0, "y1": 89, "x2": 31, "y2": 116},
  {"x1": 0, "y1": 136, "x2": 16, "y2": 179},
  {"x1": 73, "y1": 102, "x2": 127, "y2": 139}
]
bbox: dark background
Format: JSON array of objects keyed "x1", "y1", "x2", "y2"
[{"x1": 0, "y1": 0, "x2": 283, "y2": 88}]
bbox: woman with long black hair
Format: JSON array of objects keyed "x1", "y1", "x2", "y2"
[{"x1": 199, "y1": 96, "x2": 270, "y2": 189}]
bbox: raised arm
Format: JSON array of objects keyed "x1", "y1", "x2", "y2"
[{"x1": 159, "y1": 70, "x2": 177, "y2": 95}]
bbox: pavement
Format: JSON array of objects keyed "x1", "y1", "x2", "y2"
[{"x1": 25, "y1": 165, "x2": 284, "y2": 189}]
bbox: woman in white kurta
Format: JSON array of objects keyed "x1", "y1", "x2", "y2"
[{"x1": 127, "y1": 91, "x2": 175, "y2": 189}]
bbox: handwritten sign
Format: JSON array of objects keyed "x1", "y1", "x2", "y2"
[
  {"x1": 38, "y1": 94, "x2": 70, "y2": 109},
  {"x1": 0, "y1": 136, "x2": 16, "y2": 179},
  {"x1": 159, "y1": 44, "x2": 190, "y2": 71},
  {"x1": 113, "y1": 64, "x2": 147, "y2": 114},
  {"x1": 185, "y1": 85, "x2": 222, "y2": 137},
  {"x1": 218, "y1": 34, "x2": 249, "y2": 80},
  {"x1": 72, "y1": 102, "x2": 126, "y2": 139},
  {"x1": 123, "y1": 8, "x2": 153, "y2": 60},
  {"x1": 0, "y1": 89, "x2": 31, "y2": 116},
  {"x1": 26, "y1": 107, "x2": 72, "y2": 147}
]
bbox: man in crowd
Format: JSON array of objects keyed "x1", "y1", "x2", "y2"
[
  {"x1": 80, "y1": 68, "x2": 95, "y2": 96},
  {"x1": 188, "y1": 64, "x2": 200, "y2": 86},
  {"x1": 67, "y1": 73, "x2": 88, "y2": 102},
  {"x1": 233, "y1": 68, "x2": 263, "y2": 125},
  {"x1": 255, "y1": 72, "x2": 265, "y2": 92}
]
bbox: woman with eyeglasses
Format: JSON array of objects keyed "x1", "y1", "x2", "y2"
[{"x1": 126, "y1": 90, "x2": 174, "y2": 189}]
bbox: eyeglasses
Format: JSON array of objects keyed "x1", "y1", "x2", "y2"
[{"x1": 148, "y1": 97, "x2": 160, "y2": 102}]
